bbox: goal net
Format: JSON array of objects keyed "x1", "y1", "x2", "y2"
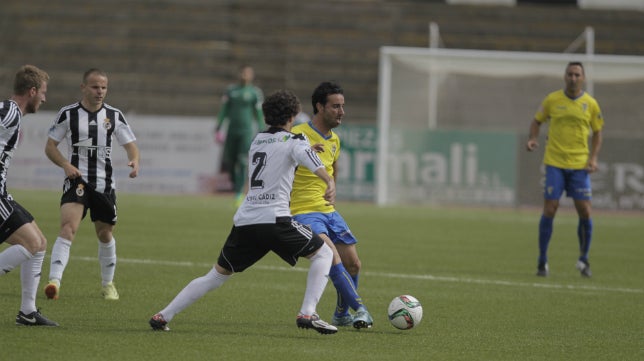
[{"x1": 376, "y1": 46, "x2": 644, "y2": 206}]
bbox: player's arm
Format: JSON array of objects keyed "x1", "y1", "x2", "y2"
[
  {"x1": 123, "y1": 141, "x2": 140, "y2": 178},
  {"x1": 313, "y1": 166, "x2": 336, "y2": 206},
  {"x1": 331, "y1": 161, "x2": 338, "y2": 181},
  {"x1": 587, "y1": 129, "x2": 602, "y2": 173},
  {"x1": 254, "y1": 103, "x2": 264, "y2": 131},
  {"x1": 526, "y1": 119, "x2": 541, "y2": 151},
  {"x1": 214, "y1": 94, "x2": 230, "y2": 142},
  {"x1": 254, "y1": 88, "x2": 265, "y2": 130},
  {"x1": 45, "y1": 137, "x2": 82, "y2": 179}
]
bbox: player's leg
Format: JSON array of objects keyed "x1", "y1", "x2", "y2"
[
  {"x1": 150, "y1": 264, "x2": 233, "y2": 330},
  {"x1": 150, "y1": 226, "x2": 257, "y2": 331},
  {"x1": 2, "y1": 201, "x2": 58, "y2": 326},
  {"x1": 326, "y1": 212, "x2": 372, "y2": 328},
  {"x1": 220, "y1": 136, "x2": 236, "y2": 193},
  {"x1": 232, "y1": 133, "x2": 252, "y2": 206},
  {"x1": 93, "y1": 220, "x2": 120, "y2": 299},
  {"x1": 537, "y1": 166, "x2": 564, "y2": 276},
  {"x1": 297, "y1": 243, "x2": 337, "y2": 334},
  {"x1": 300, "y1": 242, "x2": 332, "y2": 316},
  {"x1": 46, "y1": 182, "x2": 87, "y2": 298},
  {"x1": 294, "y1": 212, "x2": 369, "y2": 327},
  {"x1": 233, "y1": 151, "x2": 248, "y2": 206},
  {"x1": 336, "y1": 242, "x2": 361, "y2": 294},
  {"x1": 90, "y1": 189, "x2": 121, "y2": 300},
  {"x1": 274, "y1": 220, "x2": 336, "y2": 334},
  {"x1": 571, "y1": 170, "x2": 593, "y2": 277}
]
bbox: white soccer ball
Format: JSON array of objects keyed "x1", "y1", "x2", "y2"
[{"x1": 387, "y1": 295, "x2": 423, "y2": 330}]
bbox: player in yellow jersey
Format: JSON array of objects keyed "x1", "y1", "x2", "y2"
[
  {"x1": 526, "y1": 62, "x2": 604, "y2": 278},
  {"x1": 291, "y1": 82, "x2": 373, "y2": 329}
]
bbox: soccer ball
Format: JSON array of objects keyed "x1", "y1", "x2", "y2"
[{"x1": 387, "y1": 295, "x2": 423, "y2": 330}]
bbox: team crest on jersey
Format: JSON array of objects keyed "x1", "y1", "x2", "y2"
[
  {"x1": 76, "y1": 183, "x2": 85, "y2": 197},
  {"x1": 103, "y1": 118, "x2": 112, "y2": 130},
  {"x1": 331, "y1": 144, "x2": 337, "y2": 155},
  {"x1": 582, "y1": 103, "x2": 588, "y2": 112}
]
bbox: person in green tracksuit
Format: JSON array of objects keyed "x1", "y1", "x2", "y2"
[{"x1": 215, "y1": 65, "x2": 264, "y2": 206}]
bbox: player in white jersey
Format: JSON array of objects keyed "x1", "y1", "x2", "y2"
[
  {"x1": 43, "y1": 69, "x2": 140, "y2": 301},
  {"x1": 150, "y1": 90, "x2": 338, "y2": 334},
  {"x1": 0, "y1": 65, "x2": 58, "y2": 326}
]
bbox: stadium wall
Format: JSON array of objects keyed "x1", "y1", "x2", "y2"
[
  {"x1": 3, "y1": 1, "x2": 643, "y2": 210},
  {"x1": 12, "y1": 113, "x2": 644, "y2": 211},
  {"x1": 1, "y1": 0, "x2": 643, "y2": 123}
]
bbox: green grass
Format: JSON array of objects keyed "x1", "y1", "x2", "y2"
[{"x1": 1, "y1": 189, "x2": 642, "y2": 361}]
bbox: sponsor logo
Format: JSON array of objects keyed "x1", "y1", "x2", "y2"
[
  {"x1": 18, "y1": 314, "x2": 36, "y2": 324},
  {"x1": 76, "y1": 184, "x2": 85, "y2": 197}
]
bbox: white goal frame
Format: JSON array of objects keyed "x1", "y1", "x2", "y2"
[{"x1": 376, "y1": 46, "x2": 644, "y2": 206}]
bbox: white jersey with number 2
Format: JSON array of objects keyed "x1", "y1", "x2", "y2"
[{"x1": 233, "y1": 128, "x2": 324, "y2": 226}]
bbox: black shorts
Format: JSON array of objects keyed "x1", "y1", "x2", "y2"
[
  {"x1": 0, "y1": 197, "x2": 34, "y2": 244},
  {"x1": 217, "y1": 218, "x2": 325, "y2": 273},
  {"x1": 61, "y1": 178, "x2": 117, "y2": 225}
]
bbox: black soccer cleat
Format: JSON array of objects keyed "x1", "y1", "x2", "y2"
[
  {"x1": 149, "y1": 313, "x2": 170, "y2": 331},
  {"x1": 15, "y1": 309, "x2": 59, "y2": 327}
]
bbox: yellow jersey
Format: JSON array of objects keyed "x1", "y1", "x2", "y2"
[
  {"x1": 290, "y1": 122, "x2": 340, "y2": 215},
  {"x1": 534, "y1": 90, "x2": 604, "y2": 169}
]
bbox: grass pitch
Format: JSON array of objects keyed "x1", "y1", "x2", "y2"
[{"x1": 1, "y1": 189, "x2": 642, "y2": 361}]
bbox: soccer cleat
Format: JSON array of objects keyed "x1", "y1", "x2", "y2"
[
  {"x1": 149, "y1": 313, "x2": 170, "y2": 331},
  {"x1": 102, "y1": 282, "x2": 120, "y2": 300},
  {"x1": 576, "y1": 260, "x2": 592, "y2": 278},
  {"x1": 536, "y1": 262, "x2": 549, "y2": 277},
  {"x1": 16, "y1": 309, "x2": 59, "y2": 327},
  {"x1": 44, "y1": 279, "x2": 60, "y2": 300},
  {"x1": 331, "y1": 313, "x2": 354, "y2": 327},
  {"x1": 296, "y1": 313, "x2": 337, "y2": 334},
  {"x1": 352, "y1": 307, "x2": 373, "y2": 329}
]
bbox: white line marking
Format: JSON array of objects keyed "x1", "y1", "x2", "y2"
[{"x1": 73, "y1": 256, "x2": 644, "y2": 295}]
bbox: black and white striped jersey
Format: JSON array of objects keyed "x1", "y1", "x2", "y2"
[
  {"x1": 233, "y1": 128, "x2": 324, "y2": 227},
  {"x1": 48, "y1": 102, "x2": 136, "y2": 193},
  {"x1": 0, "y1": 100, "x2": 22, "y2": 197}
]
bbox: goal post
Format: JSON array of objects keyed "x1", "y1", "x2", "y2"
[{"x1": 376, "y1": 46, "x2": 644, "y2": 206}]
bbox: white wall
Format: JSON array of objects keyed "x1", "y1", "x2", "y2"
[
  {"x1": 12, "y1": 112, "x2": 221, "y2": 194},
  {"x1": 578, "y1": 0, "x2": 644, "y2": 11}
]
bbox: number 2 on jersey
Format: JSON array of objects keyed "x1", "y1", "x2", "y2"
[{"x1": 250, "y1": 152, "x2": 267, "y2": 189}]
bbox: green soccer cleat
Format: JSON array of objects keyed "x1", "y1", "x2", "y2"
[{"x1": 102, "y1": 282, "x2": 120, "y2": 300}]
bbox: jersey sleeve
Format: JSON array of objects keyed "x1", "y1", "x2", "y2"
[
  {"x1": 114, "y1": 112, "x2": 137, "y2": 145},
  {"x1": 292, "y1": 135, "x2": 324, "y2": 173},
  {"x1": 589, "y1": 99, "x2": 604, "y2": 132},
  {"x1": 534, "y1": 94, "x2": 552, "y2": 123},
  {"x1": 48, "y1": 109, "x2": 69, "y2": 142}
]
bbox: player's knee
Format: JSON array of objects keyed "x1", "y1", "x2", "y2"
[
  {"x1": 344, "y1": 259, "x2": 361, "y2": 275},
  {"x1": 311, "y1": 243, "x2": 333, "y2": 263}
]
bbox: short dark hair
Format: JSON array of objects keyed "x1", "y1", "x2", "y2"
[
  {"x1": 567, "y1": 61, "x2": 584, "y2": 74},
  {"x1": 83, "y1": 68, "x2": 107, "y2": 83},
  {"x1": 262, "y1": 90, "x2": 301, "y2": 127},
  {"x1": 311, "y1": 81, "x2": 343, "y2": 114}
]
